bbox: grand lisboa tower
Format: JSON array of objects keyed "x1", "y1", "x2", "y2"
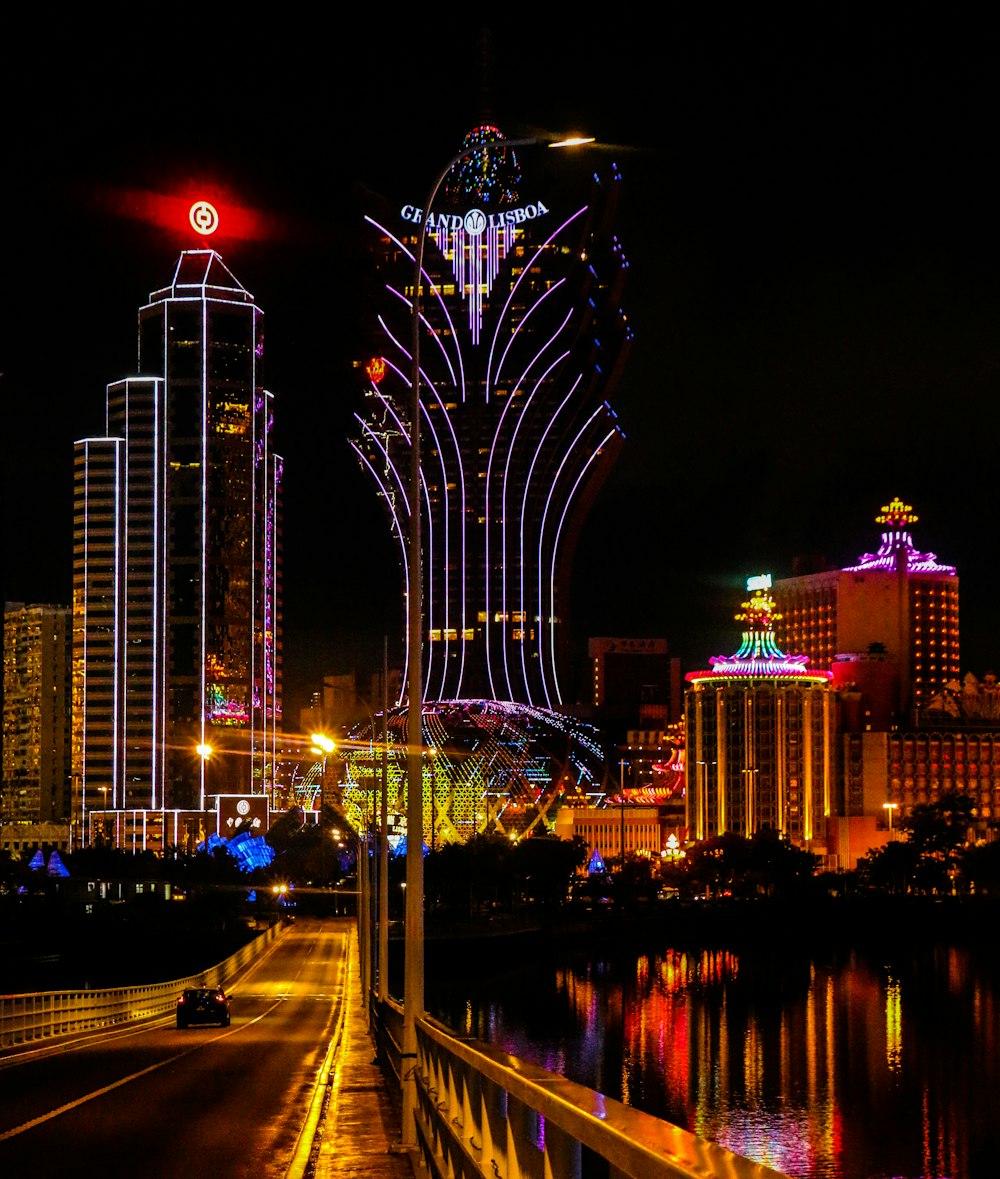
[{"x1": 346, "y1": 125, "x2": 632, "y2": 844}]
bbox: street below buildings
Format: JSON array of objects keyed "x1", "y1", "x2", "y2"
[{"x1": 0, "y1": 919, "x2": 347, "y2": 1179}]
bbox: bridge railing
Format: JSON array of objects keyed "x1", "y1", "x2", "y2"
[
  {"x1": 0, "y1": 922, "x2": 284, "y2": 1049},
  {"x1": 369, "y1": 995, "x2": 790, "y2": 1179}
]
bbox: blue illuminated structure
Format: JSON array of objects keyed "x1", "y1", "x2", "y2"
[{"x1": 354, "y1": 125, "x2": 632, "y2": 709}]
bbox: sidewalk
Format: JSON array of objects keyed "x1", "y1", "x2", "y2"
[{"x1": 310, "y1": 936, "x2": 416, "y2": 1179}]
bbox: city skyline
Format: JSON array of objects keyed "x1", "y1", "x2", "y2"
[{"x1": 4, "y1": 14, "x2": 999, "y2": 719}]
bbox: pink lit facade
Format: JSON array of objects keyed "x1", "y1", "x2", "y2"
[{"x1": 771, "y1": 498, "x2": 958, "y2": 723}]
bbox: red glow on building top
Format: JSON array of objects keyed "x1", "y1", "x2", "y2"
[{"x1": 92, "y1": 185, "x2": 273, "y2": 242}]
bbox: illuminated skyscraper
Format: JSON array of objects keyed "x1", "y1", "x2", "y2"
[
  {"x1": 771, "y1": 497, "x2": 958, "y2": 723},
  {"x1": 2, "y1": 603, "x2": 72, "y2": 826},
  {"x1": 685, "y1": 577, "x2": 835, "y2": 850},
  {"x1": 73, "y1": 251, "x2": 282, "y2": 843},
  {"x1": 353, "y1": 125, "x2": 632, "y2": 710}
]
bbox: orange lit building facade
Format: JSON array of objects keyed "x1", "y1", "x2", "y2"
[{"x1": 685, "y1": 578, "x2": 835, "y2": 852}]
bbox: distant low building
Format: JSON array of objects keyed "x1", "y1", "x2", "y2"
[
  {"x1": 553, "y1": 804, "x2": 664, "y2": 866},
  {"x1": 0, "y1": 820, "x2": 71, "y2": 857},
  {"x1": 2, "y1": 603, "x2": 72, "y2": 826},
  {"x1": 587, "y1": 637, "x2": 683, "y2": 737}
]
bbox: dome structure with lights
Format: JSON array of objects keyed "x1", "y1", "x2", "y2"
[{"x1": 339, "y1": 699, "x2": 608, "y2": 846}]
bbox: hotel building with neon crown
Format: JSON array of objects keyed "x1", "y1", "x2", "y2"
[
  {"x1": 683, "y1": 500, "x2": 973, "y2": 866},
  {"x1": 72, "y1": 251, "x2": 282, "y2": 849},
  {"x1": 344, "y1": 126, "x2": 632, "y2": 844},
  {"x1": 353, "y1": 125, "x2": 631, "y2": 711},
  {"x1": 771, "y1": 497, "x2": 959, "y2": 727},
  {"x1": 685, "y1": 576, "x2": 836, "y2": 851}
]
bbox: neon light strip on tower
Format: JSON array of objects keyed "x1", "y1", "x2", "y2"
[
  {"x1": 486, "y1": 209, "x2": 584, "y2": 396},
  {"x1": 544, "y1": 423, "x2": 619, "y2": 708},
  {"x1": 349, "y1": 440, "x2": 410, "y2": 705},
  {"x1": 251, "y1": 336, "x2": 260, "y2": 788},
  {"x1": 366, "y1": 216, "x2": 468, "y2": 397},
  {"x1": 113, "y1": 439, "x2": 121, "y2": 808},
  {"x1": 484, "y1": 209, "x2": 588, "y2": 701},
  {"x1": 200, "y1": 295, "x2": 208, "y2": 809},
  {"x1": 431, "y1": 218, "x2": 517, "y2": 345},
  {"x1": 356, "y1": 145, "x2": 630, "y2": 710},
  {"x1": 153, "y1": 378, "x2": 165, "y2": 810},
  {"x1": 501, "y1": 344, "x2": 572, "y2": 699},
  {"x1": 523, "y1": 372, "x2": 583, "y2": 700}
]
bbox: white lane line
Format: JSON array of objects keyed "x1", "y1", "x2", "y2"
[
  {"x1": 0, "y1": 1003, "x2": 282, "y2": 1141},
  {"x1": 0, "y1": 1016, "x2": 176, "y2": 1069}
]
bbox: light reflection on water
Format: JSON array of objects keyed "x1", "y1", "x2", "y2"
[{"x1": 428, "y1": 937, "x2": 1000, "y2": 1179}]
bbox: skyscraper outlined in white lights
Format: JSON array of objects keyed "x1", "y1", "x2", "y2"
[{"x1": 73, "y1": 251, "x2": 282, "y2": 848}]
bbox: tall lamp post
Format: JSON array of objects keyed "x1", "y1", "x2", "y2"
[
  {"x1": 196, "y1": 743, "x2": 213, "y2": 852},
  {"x1": 378, "y1": 637, "x2": 390, "y2": 1005},
  {"x1": 402, "y1": 130, "x2": 594, "y2": 1147},
  {"x1": 309, "y1": 733, "x2": 337, "y2": 920}
]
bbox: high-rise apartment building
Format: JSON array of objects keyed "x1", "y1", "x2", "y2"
[
  {"x1": 685, "y1": 576, "x2": 835, "y2": 851},
  {"x1": 353, "y1": 125, "x2": 631, "y2": 709},
  {"x1": 73, "y1": 251, "x2": 282, "y2": 845},
  {"x1": 771, "y1": 498, "x2": 958, "y2": 724},
  {"x1": 2, "y1": 603, "x2": 72, "y2": 826}
]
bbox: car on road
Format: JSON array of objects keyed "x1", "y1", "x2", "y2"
[{"x1": 176, "y1": 986, "x2": 231, "y2": 1028}]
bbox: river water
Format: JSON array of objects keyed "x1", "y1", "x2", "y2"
[{"x1": 425, "y1": 907, "x2": 1000, "y2": 1179}]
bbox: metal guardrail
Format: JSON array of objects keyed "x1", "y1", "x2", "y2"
[
  {"x1": 370, "y1": 995, "x2": 790, "y2": 1179},
  {"x1": 0, "y1": 922, "x2": 284, "y2": 1049}
]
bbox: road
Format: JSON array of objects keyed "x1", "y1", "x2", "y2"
[{"x1": 0, "y1": 917, "x2": 351, "y2": 1179}]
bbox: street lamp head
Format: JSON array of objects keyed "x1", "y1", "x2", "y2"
[
  {"x1": 548, "y1": 135, "x2": 596, "y2": 149},
  {"x1": 196, "y1": 743, "x2": 212, "y2": 760},
  {"x1": 311, "y1": 733, "x2": 336, "y2": 754}
]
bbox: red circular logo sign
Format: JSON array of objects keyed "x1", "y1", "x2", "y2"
[{"x1": 189, "y1": 200, "x2": 219, "y2": 236}]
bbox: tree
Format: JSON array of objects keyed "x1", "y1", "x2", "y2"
[
  {"x1": 961, "y1": 840, "x2": 1000, "y2": 896},
  {"x1": 898, "y1": 791, "x2": 977, "y2": 894},
  {"x1": 512, "y1": 835, "x2": 586, "y2": 907},
  {"x1": 901, "y1": 792, "x2": 975, "y2": 859},
  {"x1": 855, "y1": 840, "x2": 919, "y2": 894},
  {"x1": 745, "y1": 829, "x2": 820, "y2": 896},
  {"x1": 682, "y1": 832, "x2": 753, "y2": 897},
  {"x1": 680, "y1": 831, "x2": 819, "y2": 898}
]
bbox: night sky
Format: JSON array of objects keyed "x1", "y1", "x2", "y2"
[{"x1": 4, "y1": 11, "x2": 999, "y2": 718}]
